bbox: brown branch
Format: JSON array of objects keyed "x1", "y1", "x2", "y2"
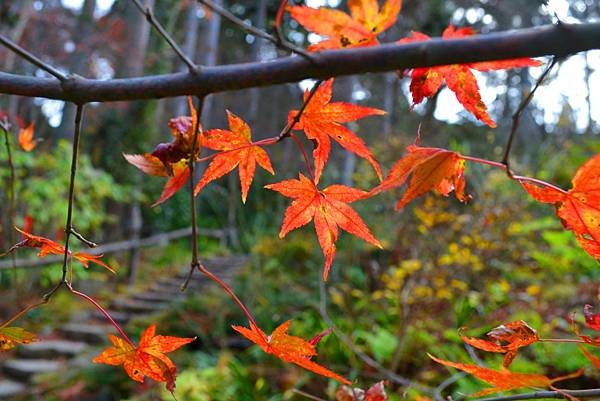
[
  {"x1": 3, "y1": 19, "x2": 595, "y2": 103},
  {"x1": 501, "y1": 57, "x2": 558, "y2": 175},
  {"x1": 473, "y1": 388, "x2": 600, "y2": 401},
  {"x1": 196, "y1": 0, "x2": 314, "y2": 62},
  {"x1": 182, "y1": 96, "x2": 205, "y2": 292},
  {"x1": 43, "y1": 104, "x2": 84, "y2": 301},
  {"x1": 131, "y1": 0, "x2": 199, "y2": 74},
  {"x1": 0, "y1": 33, "x2": 67, "y2": 81}
]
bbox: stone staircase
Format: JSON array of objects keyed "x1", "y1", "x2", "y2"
[{"x1": 0, "y1": 255, "x2": 248, "y2": 399}]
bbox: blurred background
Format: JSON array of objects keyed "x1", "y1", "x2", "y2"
[{"x1": 0, "y1": 0, "x2": 599, "y2": 400}]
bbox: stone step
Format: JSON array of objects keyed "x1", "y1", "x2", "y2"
[
  {"x1": 3, "y1": 359, "x2": 61, "y2": 381},
  {"x1": 89, "y1": 309, "x2": 131, "y2": 324},
  {"x1": 58, "y1": 323, "x2": 113, "y2": 344},
  {"x1": 111, "y1": 299, "x2": 163, "y2": 314},
  {"x1": 131, "y1": 291, "x2": 184, "y2": 303},
  {"x1": 16, "y1": 339, "x2": 87, "y2": 359},
  {"x1": 0, "y1": 378, "x2": 26, "y2": 398}
]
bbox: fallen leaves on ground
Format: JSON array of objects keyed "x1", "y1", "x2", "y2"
[
  {"x1": 232, "y1": 320, "x2": 350, "y2": 384},
  {"x1": 93, "y1": 323, "x2": 195, "y2": 392},
  {"x1": 266, "y1": 173, "x2": 381, "y2": 280}
]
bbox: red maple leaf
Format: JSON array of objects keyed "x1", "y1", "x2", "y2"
[
  {"x1": 521, "y1": 153, "x2": 600, "y2": 260},
  {"x1": 266, "y1": 173, "x2": 381, "y2": 280},
  {"x1": 18, "y1": 123, "x2": 41, "y2": 152},
  {"x1": 93, "y1": 323, "x2": 195, "y2": 392},
  {"x1": 232, "y1": 320, "x2": 350, "y2": 384},
  {"x1": 398, "y1": 24, "x2": 541, "y2": 127},
  {"x1": 287, "y1": 0, "x2": 401, "y2": 51},
  {"x1": 288, "y1": 79, "x2": 384, "y2": 184},
  {"x1": 369, "y1": 140, "x2": 471, "y2": 210},
  {"x1": 194, "y1": 111, "x2": 274, "y2": 203},
  {"x1": 2, "y1": 227, "x2": 115, "y2": 273}
]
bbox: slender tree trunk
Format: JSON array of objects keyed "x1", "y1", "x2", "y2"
[
  {"x1": 174, "y1": 2, "x2": 200, "y2": 117},
  {"x1": 382, "y1": 72, "x2": 395, "y2": 138},
  {"x1": 201, "y1": 0, "x2": 222, "y2": 127},
  {"x1": 247, "y1": 0, "x2": 267, "y2": 126}
]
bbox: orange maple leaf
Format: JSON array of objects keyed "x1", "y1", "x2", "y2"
[
  {"x1": 398, "y1": 24, "x2": 541, "y2": 127},
  {"x1": 232, "y1": 320, "x2": 350, "y2": 384},
  {"x1": 429, "y1": 353, "x2": 582, "y2": 397},
  {"x1": 195, "y1": 111, "x2": 274, "y2": 203},
  {"x1": 3, "y1": 227, "x2": 115, "y2": 273},
  {"x1": 93, "y1": 323, "x2": 195, "y2": 392},
  {"x1": 460, "y1": 321, "x2": 539, "y2": 368},
  {"x1": 18, "y1": 123, "x2": 40, "y2": 152},
  {"x1": 369, "y1": 141, "x2": 471, "y2": 210},
  {"x1": 287, "y1": 0, "x2": 401, "y2": 51},
  {"x1": 521, "y1": 153, "x2": 600, "y2": 260},
  {"x1": 0, "y1": 327, "x2": 38, "y2": 351},
  {"x1": 289, "y1": 79, "x2": 384, "y2": 184},
  {"x1": 266, "y1": 173, "x2": 381, "y2": 280}
]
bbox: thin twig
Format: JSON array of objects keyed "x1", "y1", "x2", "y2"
[
  {"x1": 43, "y1": 104, "x2": 84, "y2": 301},
  {"x1": 1, "y1": 118, "x2": 18, "y2": 291},
  {"x1": 182, "y1": 96, "x2": 205, "y2": 292},
  {"x1": 292, "y1": 388, "x2": 328, "y2": 401},
  {"x1": 318, "y1": 279, "x2": 433, "y2": 393},
  {"x1": 132, "y1": 0, "x2": 199, "y2": 74},
  {"x1": 1, "y1": 299, "x2": 47, "y2": 328},
  {"x1": 434, "y1": 372, "x2": 466, "y2": 401},
  {"x1": 70, "y1": 227, "x2": 97, "y2": 248},
  {"x1": 277, "y1": 79, "x2": 324, "y2": 141},
  {"x1": 0, "y1": 33, "x2": 67, "y2": 81},
  {"x1": 473, "y1": 388, "x2": 600, "y2": 401},
  {"x1": 501, "y1": 57, "x2": 558, "y2": 175},
  {"x1": 196, "y1": 0, "x2": 315, "y2": 62}
]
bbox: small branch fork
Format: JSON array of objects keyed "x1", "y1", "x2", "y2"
[
  {"x1": 131, "y1": 0, "x2": 199, "y2": 74},
  {"x1": 0, "y1": 34, "x2": 67, "y2": 81},
  {"x1": 196, "y1": 0, "x2": 315, "y2": 62},
  {"x1": 501, "y1": 57, "x2": 558, "y2": 175}
]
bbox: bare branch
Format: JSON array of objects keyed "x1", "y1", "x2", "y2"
[
  {"x1": 0, "y1": 33, "x2": 67, "y2": 81},
  {"x1": 473, "y1": 388, "x2": 600, "y2": 401},
  {"x1": 0, "y1": 22, "x2": 598, "y2": 103},
  {"x1": 197, "y1": 0, "x2": 315, "y2": 62},
  {"x1": 131, "y1": 0, "x2": 199, "y2": 74},
  {"x1": 501, "y1": 57, "x2": 558, "y2": 174}
]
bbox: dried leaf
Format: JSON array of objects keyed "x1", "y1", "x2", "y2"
[
  {"x1": 398, "y1": 25, "x2": 541, "y2": 127},
  {"x1": 429, "y1": 353, "x2": 582, "y2": 397},
  {"x1": 288, "y1": 79, "x2": 384, "y2": 183},
  {"x1": 93, "y1": 323, "x2": 195, "y2": 392},
  {"x1": 233, "y1": 320, "x2": 350, "y2": 384},
  {"x1": 460, "y1": 321, "x2": 539, "y2": 368},
  {"x1": 195, "y1": 111, "x2": 274, "y2": 203},
  {"x1": 521, "y1": 153, "x2": 600, "y2": 260},
  {"x1": 266, "y1": 174, "x2": 381, "y2": 280},
  {"x1": 370, "y1": 141, "x2": 471, "y2": 210},
  {"x1": 0, "y1": 327, "x2": 38, "y2": 351}
]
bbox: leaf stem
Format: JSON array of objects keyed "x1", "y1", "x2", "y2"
[
  {"x1": 182, "y1": 96, "x2": 205, "y2": 292},
  {"x1": 502, "y1": 57, "x2": 558, "y2": 175},
  {"x1": 1, "y1": 299, "x2": 48, "y2": 328},
  {"x1": 290, "y1": 133, "x2": 315, "y2": 182},
  {"x1": 197, "y1": 263, "x2": 258, "y2": 329},
  {"x1": 68, "y1": 285, "x2": 135, "y2": 346},
  {"x1": 132, "y1": 0, "x2": 199, "y2": 74},
  {"x1": 538, "y1": 338, "x2": 587, "y2": 344}
]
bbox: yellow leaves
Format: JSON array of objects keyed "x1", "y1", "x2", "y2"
[{"x1": 0, "y1": 327, "x2": 38, "y2": 351}]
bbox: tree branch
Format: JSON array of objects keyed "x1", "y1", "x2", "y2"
[
  {"x1": 0, "y1": 33, "x2": 67, "y2": 81},
  {"x1": 0, "y1": 22, "x2": 598, "y2": 103},
  {"x1": 131, "y1": 0, "x2": 199, "y2": 74},
  {"x1": 473, "y1": 388, "x2": 600, "y2": 401},
  {"x1": 196, "y1": 0, "x2": 315, "y2": 61}
]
